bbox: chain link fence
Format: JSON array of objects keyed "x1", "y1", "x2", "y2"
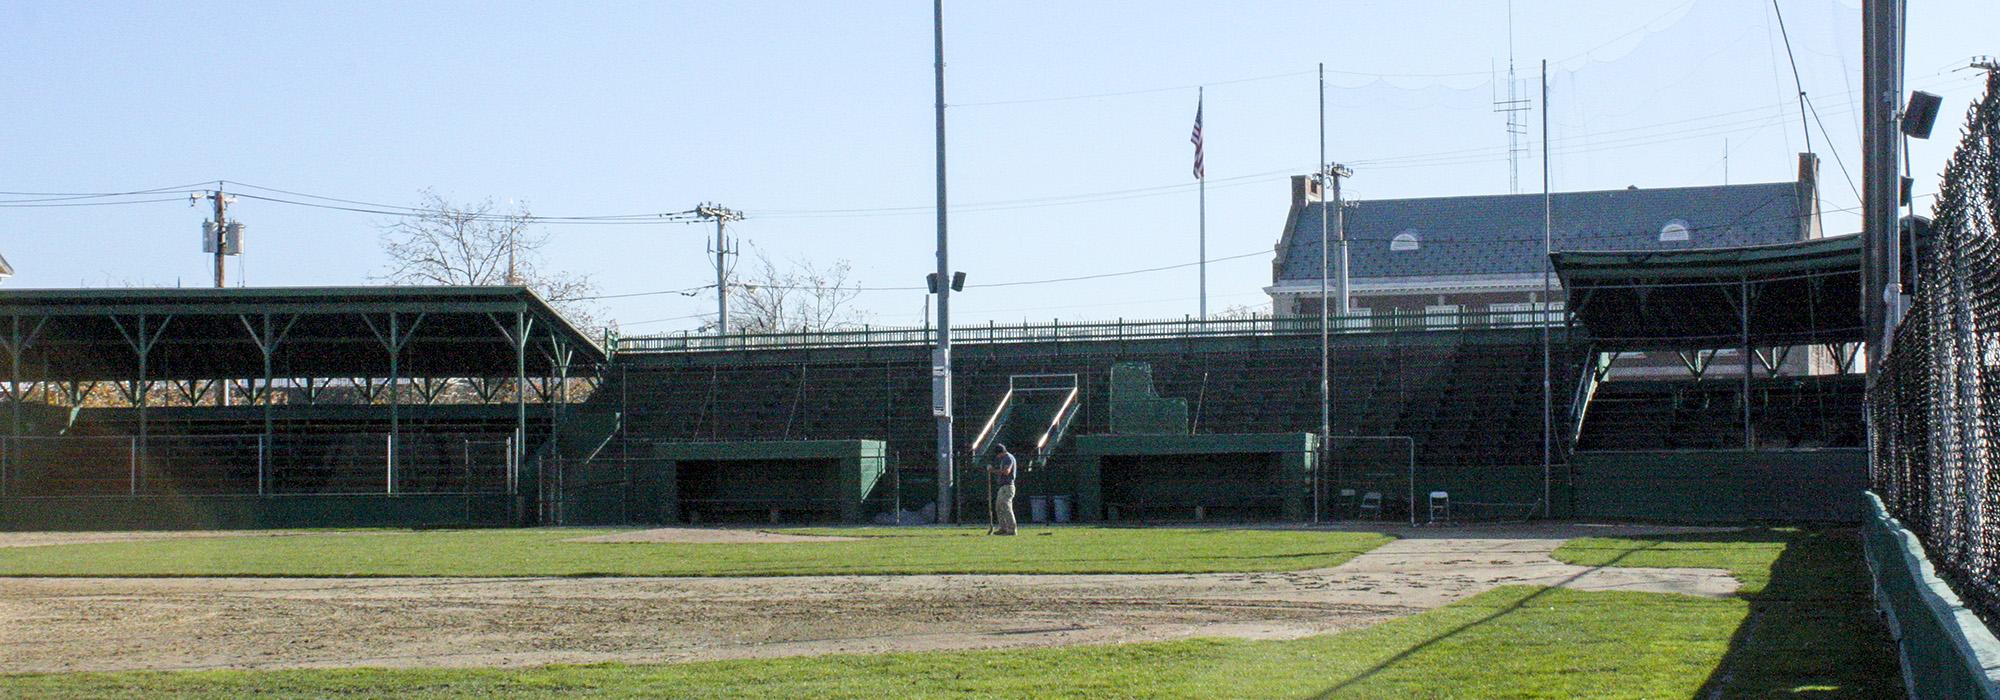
[{"x1": 1870, "y1": 70, "x2": 2000, "y2": 626}]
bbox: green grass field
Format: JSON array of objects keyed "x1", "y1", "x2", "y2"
[
  {"x1": 0, "y1": 527, "x2": 1393, "y2": 577},
  {"x1": 0, "y1": 527, "x2": 1900, "y2": 698}
]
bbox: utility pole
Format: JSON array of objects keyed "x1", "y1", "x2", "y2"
[
  {"x1": 696, "y1": 203, "x2": 743, "y2": 336},
  {"x1": 1330, "y1": 165, "x2": 1353, "y2": 318},
  {"x1": 192, "y1": 184, "x2": 237, "y2": 288},
  {"x1": 932, "y1": 0, "x2": 956, "y2": 524},
  {"x1": 192, "y1": 184, "x2": 242, "y2": 407}
]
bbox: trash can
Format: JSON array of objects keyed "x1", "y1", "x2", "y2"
[
  {"x1": 1029, "y1": 496, "x2": 1050, "y2": 523},
  {"x1": 1052, "y1": 495, "x2": 1073, "y2": 523}
]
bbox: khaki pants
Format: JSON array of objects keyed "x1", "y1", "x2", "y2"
[{"x1": 994, "y1": 484, "x2": 1017, "y2": 534}]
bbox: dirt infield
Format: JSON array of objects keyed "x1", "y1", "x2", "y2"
[{"x1": 0, "y1": 524, "x2": 1737, "y2": 673}]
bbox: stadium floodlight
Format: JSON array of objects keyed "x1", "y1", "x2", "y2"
[
  {"x1": 1901, "y1": 91, "x2": 1943, "y2": 139},
  {"x1": 926, "y1": 272, "x2": 967, "y2": 294}
]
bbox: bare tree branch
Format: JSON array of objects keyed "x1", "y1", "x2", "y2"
[
  {"x1": 706, "y1": 246, "x2": 866, "y2": 334},
  {"x1": 375, "y1": 189, "x2": 607, "y2": 335}
]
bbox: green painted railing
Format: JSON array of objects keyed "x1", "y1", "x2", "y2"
[{"x1": 608, "y1": 309, "x2": 1569, "y2": 355}]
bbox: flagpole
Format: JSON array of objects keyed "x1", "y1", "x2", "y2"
[{"x1": 1198, "y1": 87, "x2": 1207, "y2": 321}]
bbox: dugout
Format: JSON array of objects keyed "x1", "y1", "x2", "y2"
[
  {"x1": 646, "y1": 439, "x2": 886, "y2": 524},
  {"x1": 1073, "y1": 433, "x2": 1314, "y2": 522},
  {"x1": 0, "y1": 286, "x2": 602, "y2": 530}
]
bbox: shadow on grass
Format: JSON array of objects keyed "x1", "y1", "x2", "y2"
[
  {"x1": 1303, "y1": 528, "x2": 1901, "y2": 699},
  {"x1": 1694, "y1": 528, "x2": 1899, "y2": 699},
  {"x1": 1304, "y1": 538, "x2": 1667, "y2": 699}
]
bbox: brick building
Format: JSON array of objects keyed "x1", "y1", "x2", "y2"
[{"x1": 1265, "y1": 154, "x2": 1826, "y2": 377}]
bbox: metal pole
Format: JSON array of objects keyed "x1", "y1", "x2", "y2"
[
  {"x1": 1198, "y1": 86, "x2": 1207, "y2": 321},
  {"x1": 1541, "y1": 59, "x2": 1553, "y2": 518},
  {"x1": 932, "y1": 0, "x2": 956, "y2": 524},
  {"x1": 1861, "y1": 0, "x2": 1904, "y2": 362},
  {"x1": 1407, "y1": 437, "x2": 1416, "y2": 528},
  {"x1": 1316, "y1": 63, "x2": 1328, "y2": 524}
]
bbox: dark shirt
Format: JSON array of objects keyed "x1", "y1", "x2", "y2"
[{"x1": 994, "y1": 453, "x2": 1017, "y2": 487}]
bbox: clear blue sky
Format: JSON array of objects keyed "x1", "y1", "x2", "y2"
[{"x1": 2, "y1": 0, "x2": 1992, "y2": 333}]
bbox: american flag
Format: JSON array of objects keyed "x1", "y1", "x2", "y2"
[{"x1": 1190, "y1": 97, "x2": 1205, "y2": 180}]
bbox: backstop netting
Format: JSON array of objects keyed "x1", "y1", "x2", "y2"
[{"x1": 1869, "y1": 70, "x2": 2000, "y2": 626}]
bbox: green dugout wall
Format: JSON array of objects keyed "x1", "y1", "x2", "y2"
[
  {"x1": 1573, "y1": 448, "x2": 1866, "y2": 522},
  {"x1": 637, "y1": 440, "x2": 887, "y2": 524},
  {"x1": 1071, "y1": 433, "x2": 1315, "y2": 522}
]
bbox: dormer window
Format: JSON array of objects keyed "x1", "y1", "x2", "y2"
[
  {"x1": 1391, "y1": 229, "x2": 1421, "y2": 251},
  {"x1": 1660, "y1": 219, "x2": 1691, "y2": 242}
]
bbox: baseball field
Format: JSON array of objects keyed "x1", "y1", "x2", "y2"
[{"x1": 0, "y1": 524, "x2": 1899, "y2": 698}]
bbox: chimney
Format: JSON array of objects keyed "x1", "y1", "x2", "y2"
[
  {"x1": 1797, "y1": 152, "x2": 1822, "y2": 240},
  {"x1": 1273, "y1": 175, "x2": 1327, "y2": 287},
  {"x1": 1291, "y1": 174, "x2": 1326, "y2": 207}
]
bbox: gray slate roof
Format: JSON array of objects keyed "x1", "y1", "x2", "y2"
[{"x1": 1277, "y1": 181, "x2": 1809, "y2": 281}]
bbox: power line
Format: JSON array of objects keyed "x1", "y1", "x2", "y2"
[
  {"x1": 0, "y1": 197, "x2": 190, "y2": 208},
  {"x1": 224, "y1": 191, "x2": 705, "y2": 226},
  {"x1": 0, "y1": 181, "x2": 217, "y2": 204},
  {"x1": 221, "y1": 180, "x2": 704, "y2": 223}
]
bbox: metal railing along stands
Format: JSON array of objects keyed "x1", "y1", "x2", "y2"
[{"x1": 609, "y1": 308, "x2": 1569, "y2": 355}]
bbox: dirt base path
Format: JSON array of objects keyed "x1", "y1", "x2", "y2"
[{"x1": 0, "y1": 524, "x2": 1736, "y2": 673}]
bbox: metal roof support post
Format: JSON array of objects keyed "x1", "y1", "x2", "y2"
[
  {"x1": 240, "y1": 313, "x2": 295, "y2": 497},
  {"x1": 388, "y1": 314, "x2": 399, "y2": 495},
  {"x1": 363, "y1": 312, "x2": 425, "y2": 496},
  {"x1": 544, "y1": 330, "x2": 574, "y2": 523},
  {"x1": 1, "y1": 315, "x2": 45, "y2": 494},
  {"x1": 515, "y1": 309, "x2": 531, "y2": 518},
  {"x1": 2, "y1": 315, "x2": 23, "y2": 496},
  {"x1": 1741, "y1": 273, "x2": 1753, "y2": 450},
  {"x1": 109, "y1": 314, "x2": 170, "y2": 494}
]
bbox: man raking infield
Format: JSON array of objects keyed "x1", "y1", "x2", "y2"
[{"x1": 986, "y1": 444, "x2": 1018, "y2": 536}]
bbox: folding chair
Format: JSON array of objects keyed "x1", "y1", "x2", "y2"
[
  {"x1": 1358, "y1": 491, "x2": 1383, "y2": 520},
  {"x1": 1428, "y1": 491, "x2": 1451, "y2": 524}
]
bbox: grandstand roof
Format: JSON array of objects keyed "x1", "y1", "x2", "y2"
[
  {"x1": 1551, "y1": 234, "x2": 1862, "y2": 351},
  {"x1": 0, "y1": 286, "x2": 603, "y2": 382},
  {"x1": 1276, "y1": 180, "x2": 1810, "y2": 282}
]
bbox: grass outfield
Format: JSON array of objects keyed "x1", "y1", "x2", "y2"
[
  {"x1": 0, "y1": 527, "x2": 1392, "y2": 577},
  {"x1": 0, "y1": 528, "x2": 1900, "y2": 699},
  {"x1": 1552, "y1": 528, "x2": 1900, "y2": 697}
]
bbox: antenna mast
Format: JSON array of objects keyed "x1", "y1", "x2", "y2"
[{"x1": 1493, "y1": 1, "x2": 1531, "y2": 193}]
